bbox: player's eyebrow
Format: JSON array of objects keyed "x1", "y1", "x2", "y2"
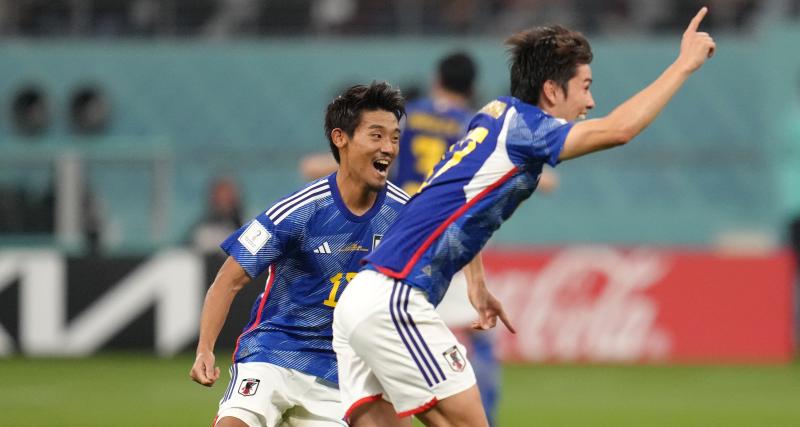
[{"x1": 368, "y1": 124, "x2": 401, "y2": 134}]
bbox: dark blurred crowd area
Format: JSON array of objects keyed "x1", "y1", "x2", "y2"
[{"x1": 1, "y1": 0, "x2": 798, "y2": 38}]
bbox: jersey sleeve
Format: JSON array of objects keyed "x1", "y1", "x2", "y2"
[
  {"x1": 220, "y1": 211, "x2": 291, "y2": 278},
  {"x1": 506, "y1": 108, "x2": 573, "y2": 167}
]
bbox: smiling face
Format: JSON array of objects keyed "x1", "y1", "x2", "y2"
[
  {"x1": 548, "y1": 64, "x2": 595, "y2": 121},
  {"x1": 335, "y1": 109, "x2": 400, "y2": 191}
]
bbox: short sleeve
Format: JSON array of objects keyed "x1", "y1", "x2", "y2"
[
  {"x1": 220, "y1": 211, "x2": 290, "y2": 278},
  {"x1": 506, "y1": 108, "x2": 573, "y2": 167}
]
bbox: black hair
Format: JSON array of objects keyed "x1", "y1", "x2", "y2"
[
  {"x1": 437, "y1": 51, "x2": 477, "y2": 97},
  {"x1": 324, "y1": 81, "x2": 405, "y2": 163},
  {"x1": 506, "y1": 25, "x2": 593, "y2": 105}
]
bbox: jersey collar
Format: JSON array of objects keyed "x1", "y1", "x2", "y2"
[{"x1": 328, "y1": 172, "x2": 387, "y2": 223}]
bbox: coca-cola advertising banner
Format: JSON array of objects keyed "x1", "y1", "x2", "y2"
[{"x1": 484, "y1": 246, "x2": 796, "y2": 363}]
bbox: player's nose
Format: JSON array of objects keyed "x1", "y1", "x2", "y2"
[{"x1": 380, "y1": 138, "x2": 397, "y2": 155}]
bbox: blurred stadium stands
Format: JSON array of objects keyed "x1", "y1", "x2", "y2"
[
  {"x1": 2, "y1": 28, "x2": 800, "y2": 251},
  {"x1": 0, "y1": 0, "x2": 798, "y2": 254}
]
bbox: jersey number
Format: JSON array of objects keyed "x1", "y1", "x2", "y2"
[
  {"x1": 323, "y1": 272, "x2": 357, "y2": 307},
  {"x1": 418, "y1": 127, "x2": 489, "y2": 192},
  {"x1": 404, "y1": 135, "x2": 447, "y2": 194}
]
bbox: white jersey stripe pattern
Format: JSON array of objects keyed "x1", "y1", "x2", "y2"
[
  {"x1": 387, "y1": 182, "x2": 410, "y2": 199},
  {"x1": 266, "y1": 180, "x2": 329, "y2": 217},
  {"x1": 273, "y1": 192, "x2": 332, "y2": 225},
  {"x1": 463, "y1": 106, "x2": 517, "y2": 202},
  {"x1": 387, "y1": 193, "x2": 408, "y2": 205}
]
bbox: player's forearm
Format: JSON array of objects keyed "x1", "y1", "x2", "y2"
[
  {"x1": 196, "y1": 257, "x2": 251, "y2": 354},
  {"x1": 196, "y1": 282, "x2": 238, "y2": 354},
  {"x1": 604, "y1": 61, "x2": 692, "y2": 142},
  {"x1": 464, "y1": 253, "x2": 490, "y2": 310}
]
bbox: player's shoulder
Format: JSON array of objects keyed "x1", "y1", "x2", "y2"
[
  {"x1": 406, "y1": 98, "x2": 434, "y2": 113},
  {"x1": 263, "y1": 175, "x2": 334, "y2": 226},
  {"x1": 384, "y1": 181, "x2": 411, "y2": 207}
]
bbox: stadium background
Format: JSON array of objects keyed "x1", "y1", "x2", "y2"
[{"x1": 1, "y1": 0, "x2": 799, "y2": 425}]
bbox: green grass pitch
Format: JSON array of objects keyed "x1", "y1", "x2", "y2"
[{"x1": 1, "y1": 354, "x2": 798, "y2": 426}]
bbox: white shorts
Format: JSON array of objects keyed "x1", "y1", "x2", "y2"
[
  {"x1": 216, "y1": 362, "x2": 346, "y2": 427},
  {"x1": 332, "y1": 270, "x2": 476, "y2": 419}
]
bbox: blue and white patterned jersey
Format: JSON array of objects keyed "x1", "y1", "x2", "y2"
[
  {"x1": 221, "y1": 173, "x2": 409, "y2": 383},
  {"x1": 364, "y1": 96, "x2": 572, "y2": 305},
  {"x1": 394, "y1": 98, "x2": 472, "y2": 195}
]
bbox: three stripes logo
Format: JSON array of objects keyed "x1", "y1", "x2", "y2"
[{"x1": 313, "y1": 242, "x2": 332, "y2": 254}]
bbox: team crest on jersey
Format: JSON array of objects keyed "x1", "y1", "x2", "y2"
[
  {"x1": 339, "y1": 243, "x2": 368, "y2": 253},
  {"x1": 372, "y1": 234, "x2": 383, "y2": 249},
  {"x1": 442, "y1": 345, "x2": 466, "y2": 372},
  {"x1": 238, "y1": 378, "x2": 260, "y2": 396}
]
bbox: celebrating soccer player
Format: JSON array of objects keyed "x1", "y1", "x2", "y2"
[
  {"x1": 189, "y1": 82, "x2": 411, "y2": 427},
  {"x1": 332, "y1": 7, "x2": 716, "y2": 427}
]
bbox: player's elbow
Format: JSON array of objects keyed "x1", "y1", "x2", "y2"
[
  {"x1": 608, "y1": 127, "x2": 635, "y2": 147},
  {"x1": 593, "y1": 117, "x2": 635, "y2": 148}
]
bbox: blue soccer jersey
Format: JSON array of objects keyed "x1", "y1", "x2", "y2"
[
  {"x1": 394, "y1": 98, "x2": 472, "y2": 195},
  {"x1": 364, "y1": 96, "x2": 572, "y2": 305},
  {"x1": 221, "y1": 173, "x2": 409, "y2": 383}
]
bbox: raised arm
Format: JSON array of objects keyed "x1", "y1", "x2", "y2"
[
  {"x1": 189, "y1": 256, "x2": 252, "y2": 387},
  {"x1": 559, "y1": 7, "x2": 716, "y2": 161}
]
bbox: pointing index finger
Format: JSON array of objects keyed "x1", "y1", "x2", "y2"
[{"x1": 686, "y1": 6, "x2": 708, "y2": 34}]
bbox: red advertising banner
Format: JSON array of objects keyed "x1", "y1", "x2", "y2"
[{"x1": 483, "y1": 246, "x2": 796, "y2": 363}]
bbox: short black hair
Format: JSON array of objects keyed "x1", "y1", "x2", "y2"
[
  {"x1": 324, "y1": 81, "x2": 405, "y2": 163},
  {"x1": 506, "y1": 25, "x2": 593, "y2": 105},
  {"x1": 437, "y1": 52, "x2": 477, "y2": 97}
]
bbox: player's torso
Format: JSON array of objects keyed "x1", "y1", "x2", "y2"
[
  {"x1": 395, "y1": 99, "x2": 471, "y2": 194},
  {"x1": 271, "y1": 203, "x2": 393, "y2": 313},
  {"x1": 366, "y1": 98, "x2": 550, "y2": 304},
  {"x1": 236, "y1": 180, "x2": 407, "y2": 380}
]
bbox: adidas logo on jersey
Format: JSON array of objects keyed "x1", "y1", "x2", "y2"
[{"x1": 313, "y1": 242, "x2": 332, "y2": 254}]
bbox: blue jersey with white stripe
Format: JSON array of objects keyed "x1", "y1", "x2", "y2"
[
  {"x1": 394, "y1": 98, "x2": 472, "y2": 195},
  {"x1": 364, "y1": 96, "x2": 572, "y2": 305},
  {"x1": 221, "y1": 173, "x2": 409, "y2": 383}
]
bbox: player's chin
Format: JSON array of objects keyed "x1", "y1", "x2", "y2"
[{"x1": 367, "y1": 173, "x2": 387, "y2": 191}]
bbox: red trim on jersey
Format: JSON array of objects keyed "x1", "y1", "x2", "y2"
[
  {"x1": 375, "y1": 167, "x2": 520, "y2": 279},
  {"x1": 397, "y1": 397, "x2": 439, "y2": 418},
  {"x1": 231, "y1": 264, "x2": 275, "y2": 362},
  {"x1": 344, "y1": 394, "x2": 383, "y2": 420},
  {"x1": 211, "y1": 415, "x2": 219, "y2": 427}
]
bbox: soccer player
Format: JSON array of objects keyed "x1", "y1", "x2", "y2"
[
  {"x1": 189, "y1": 81, "x2": 410, "y2": 427},
  {"x1": 332, "y1": 7, "x2": 716, "y2": 427},
  {"x1": 394, "y1": 51, "x2": 476, "y2": 195},
  {"x1": 394, "y1": 51, "x2": 507, "y2": 426}
]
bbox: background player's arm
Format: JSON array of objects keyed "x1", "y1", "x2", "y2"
[
  {"x1": 189, "y1": 256, "x2": 252, "y2": 387},
  {"x1": 559, "y1": 7, "x2": 715, "y2": 161},
  {"x1": 464, "y1": 254, "x2": 516, "y2": 333}
]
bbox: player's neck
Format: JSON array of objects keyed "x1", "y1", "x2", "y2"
[
  {"x1": 537, "y1": 102, "x2": 563, "y2": 120},
  {"x1": 432, "y1": 87, "x2": 470, "y2": 109},
  {"x1": 335, "y1": 169, "x2": 378, "y2": 216}
]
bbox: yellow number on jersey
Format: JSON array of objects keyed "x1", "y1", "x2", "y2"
[
  {"x1": 411, "y1": 135, "x2": 447, "y2": 175},
  {"x1": 323, "y1": 272, "x2": 358, "y2": 307},
  {"x1": 418, "y1": 127, "x2": 489, "y2": 192}
]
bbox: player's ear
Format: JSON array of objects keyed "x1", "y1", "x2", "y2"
[
  {"x1": 542, "y1": 80, "x2": 559, "y2": 106},
  {"x1": 330, "y1": 128, "x2": 348, "y2": 150}
]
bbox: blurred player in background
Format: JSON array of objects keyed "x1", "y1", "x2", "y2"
[
  {"x1": 190, "y1": 82, "x2": 409, "y2": 427},
  {"x1": 394, "y1": 51, "x2": 475, "y2": 196},
  {"x1": 333, "y1": 7, "x2": 716, "y2": 427}
]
